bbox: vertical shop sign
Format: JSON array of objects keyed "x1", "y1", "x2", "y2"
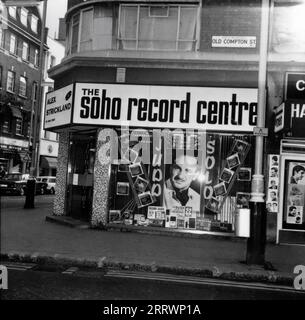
[
  {"x1": 266, "y1": 154, "x2": 280, "y2": 213},
  {"x1": 150, "y1": 130, "x2": 164, "y2": 206}
]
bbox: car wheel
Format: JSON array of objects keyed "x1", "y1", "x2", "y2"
[
  {"x1": 50, "y1": 187, "x2": 55, "y2": 195},
  {"x1": 19, "y1": 188, "x2": 25, "y2": 196}
]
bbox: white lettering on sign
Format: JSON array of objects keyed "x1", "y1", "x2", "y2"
[
  {"x1": 212, "y1": 36, "x2": 256, "y2": 48},
  {"x1": 44, "y1": 84, "x2": 74, "y2": 129},
  {"x1": 296, "y1": 80, "x2": 305, "y2": 91},
  {"x1": 291, "y1": 103, "x2": 305, "y2": 118},
  {"x1": 73, "y1": 83, "x2": 258, "y2": 132}
]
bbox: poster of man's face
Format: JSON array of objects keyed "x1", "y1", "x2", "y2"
[
  {"x1": 289, "y1": 162, "x2": 305, "y2": 184},
  {"x1": 163, "y1": 153, "x2": 201, "y2": 212},
  {"x1": 170, "y1": 155, "x2": 199, "y2": 191}
]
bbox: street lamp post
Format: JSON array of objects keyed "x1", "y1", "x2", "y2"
[
  {"x1": 246, "y1": 0, "x2": 270, "y2": 265},
  {"x1": 30, "y1": 0, "x2": 47, "y2": 177}
]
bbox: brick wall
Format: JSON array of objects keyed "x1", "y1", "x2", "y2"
[{"x1": 200, "y1": 3, "x2": 261, "y2": 53}]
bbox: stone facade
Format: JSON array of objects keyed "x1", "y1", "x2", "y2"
[{"x1": 53, "y1": 130, "x2": 69, "y2": 216}]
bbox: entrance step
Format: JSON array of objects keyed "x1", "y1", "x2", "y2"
[{"x1": 45, "y1": 215, "x2": 90, "y2": 229}]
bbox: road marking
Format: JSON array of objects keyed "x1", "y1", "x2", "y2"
[
  {"x1": 62, "y1": 267, "x2": 79, "y2": 275},
  {"x1": 4, "y1": 262, "x2": 36, "y2": 272},
  {"x1": 105, "y1": 270, "x2": 305, "y2": 294}
]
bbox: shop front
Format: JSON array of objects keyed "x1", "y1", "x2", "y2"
[
  {"x1": 272, "y1": 73, "x2": 305, "y2": 244},
  {"x1": 46, "y1": 82, "x2": 258, "y2": 236}
]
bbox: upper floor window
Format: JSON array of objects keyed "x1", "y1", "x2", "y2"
[
  {"x1": 32, "y1": 81, "x2": 38, "y2": 101},
  {"x1": 8, "y1": 6, "x2": 17, "y2": 19},
  {"x1": 0, "y1": 65, "x2": 2, "y2": 88},
  {"x1": 19, "y1": 76, "x2": 27, "y2": 97},
  {"x1": 50, "y1": 55, "x2": 56, "y2": 68},
  {"x1": 7, "y1": 70, "x2": 15, "y2": 92},
  {"x1": 34, "y1": 49, "x2": 39, "y2": 66},
  {"x1": 22, "y1": 42, "x2": 29, "y2": 61},
  {"x1": 118, "y1": 5, "x2": 198, "y2": 51},
  {"x1": 16, "y1": 117, "x2": 23, "y2": 135},
  {"x1": 71, "y1": 13, "x2": 80, "y2": 54},
  {"x1": 0, "y1": 28, "x2": 3, "y2": 48},
  {"x1": 66, "y1": 6, "x2": 111, "y2": 55},
  {"x1": 20, "y1": 8, "x2": 28, "y2": 26},
  {"x1": 31, "y1": 15, "x2": 38, "y2": 33},
  {"x1": 2, "y1": 117, "x2": 11, "y2": 133},
  {"x1": 32, "y1": 81, "x2": 38, "y2": 100},
  {"x1": 9, "y1": 34, "x2": 16, "y2": 54}
]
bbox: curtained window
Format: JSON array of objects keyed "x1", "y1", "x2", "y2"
[{"x1": 118, "y1": 5, "x2": 197, "y2": 51}]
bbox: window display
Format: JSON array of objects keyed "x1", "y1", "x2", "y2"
[
  {"x1": 282, "y1": 160, "x2": 305, "y2": 230},
  {"x1": 107, "y1": 129, "x2": 254, "y2": 234},
  {"x1": 266, "y1": 154, "x2": 280, "y2": 213}
]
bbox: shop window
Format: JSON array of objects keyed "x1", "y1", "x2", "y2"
[
  {"x1": 107, "y1": 129, "x2": 255, "y2": 233},
  {"x1": 20, "y1": 8, "x2": 28, "y2": 26},
  {"x1": 22, "y1": 41, "x2": 29, "y2": 61},
  {"x1": 15, "y1": 117, "x2": 23, "y2": 135},
  {"x1": 31, "y1": 15, "x2": 38, "y2": 33},
  {"x1": 118, "y1": 5, "x2": 198, "y2": 51},
  {"x1": 7, "y1": 70, "x2": 15, "y2": 92},
  {"x1": 19, "y1": 76, "x2": 27, "y2": 97},
  {"x1": 9, "y1": 34, "x2": 16, "y2": 54},
  {"x1": 8, "y1": 6, "x2": 16, "y2": 19}
]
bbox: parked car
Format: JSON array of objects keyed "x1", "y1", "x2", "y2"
[
  {"x1": 36, "y1": 176, "x2": 56, "y2": 194},
  {"x1": 0, "y1": 173, "x2": 29, "y2": 195},
  {"x1": 0, "y1": 173, "x2": 48, "y2": 196}
]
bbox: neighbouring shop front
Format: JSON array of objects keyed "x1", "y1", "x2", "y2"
[
  {"x1": 46, "y1": 82, "x2": 258, "y2": 236},
  {"x1": 270, "y1": 73, "x2": 305, "y2": 244}
]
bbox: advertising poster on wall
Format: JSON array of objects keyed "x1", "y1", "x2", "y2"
[
  {"x1": 283, "y1": 160, "x2": 305, "y2": 230},
  {"x1": 266, "y1": 155, "x2": 280, "y2": 213}
]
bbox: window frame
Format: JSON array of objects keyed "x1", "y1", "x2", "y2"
[
  {"x1": 34, "y1": 48, "x2": 39, "y2": 66},
  {"x1": 6, "y1": 70, "x2": 15, "y2": 93},
  {"x1": 20, "y1": 8, "x2": 28, "y2": 26},
  {"x1": 22, "y1": 41, "x2": 29, "y2": 61},
  {"x1": 31, "y1": 15, "x2": 38, "y2": 33},
  {"x1": 117, "y1": 4, "x2": 198, "y2": 51},
  {"x1": 19, "y1": 75, "x2": 27, "y2": 97},
  {"x1": 0, "y1": 28, "x2": 3, "y2": 48},
  {"x1": 9, "y1": 33, "x2": 17, "y2": 54},
  {"x1": 8, "y1": 6, "x2": 17, "y2": 19},
  {"x1": 15, "y1": 117, "x2": 23, "y2": 136}
]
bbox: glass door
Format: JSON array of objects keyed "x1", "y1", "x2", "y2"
[{"x1": 66, "y1": 131, "x2": 96, "y2": 221}]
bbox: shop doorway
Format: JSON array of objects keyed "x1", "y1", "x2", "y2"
[{"x1": 66, "y1": 131, "x2": 96, "y2": 222}]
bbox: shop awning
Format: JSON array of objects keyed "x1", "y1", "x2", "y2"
[
  {"x1": 10, "y1": 106, "x2": 22, "y2": 118},
  {"x1": 41, "y1": 156, "x2": 58, "y2": 168}
]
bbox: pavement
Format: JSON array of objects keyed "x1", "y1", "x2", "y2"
[{"x1": 1, "y1": 197, "x2": 305, "y2": 288}]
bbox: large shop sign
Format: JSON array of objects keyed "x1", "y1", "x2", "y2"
[
  {"x1": 45, "y1": 83, "x2": 258, "y2": 132},
  {"x1": 285, "y1": 73, "x2": 305, "y2": 100},
  {"x1": 44, "y1": 84, "x2": 74, "y2": 130},
  {"x1": 274, "y1": 101, "x2": 305, "y2": 137}
]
